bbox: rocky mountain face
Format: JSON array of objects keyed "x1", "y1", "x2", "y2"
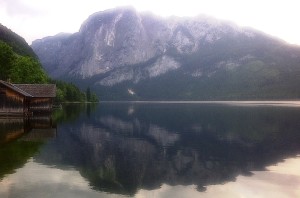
[{"x1": 31, "y1": 7, "x2": 300, "y2": 100}]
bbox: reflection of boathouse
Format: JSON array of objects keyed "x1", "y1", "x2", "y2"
[
  {"x1": 0, "y1": 116, "x2": 56, "y2": 144},
  {"x1": 0, "y1": 80, "x2": 56, "y2": 116}
]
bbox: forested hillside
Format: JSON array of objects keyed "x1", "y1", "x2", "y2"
[
  {"x1": 0, "y1": 40, "x2": 48, "y2": 83},
  {"x1": 0, "y1": 23, "x2": 97, "y2": 102},
  {"x1": 0, "y1": 24, "x2": 37, "y2": 58}
]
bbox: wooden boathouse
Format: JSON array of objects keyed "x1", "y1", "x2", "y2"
[{"x1": 0, "y1": 80, "x2": 56, "y2": 116}]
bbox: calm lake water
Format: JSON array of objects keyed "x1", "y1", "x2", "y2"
[{"x1": 1, "y1": 102, "x2": 300, "y2": 198}]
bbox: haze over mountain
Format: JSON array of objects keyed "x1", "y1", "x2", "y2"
[{"x1": 32, "y1": 7, "x2": 300, "y2": 100}]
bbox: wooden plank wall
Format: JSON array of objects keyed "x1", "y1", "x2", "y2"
[
  {"x1": 0, "y1": 84, "x2": 25, "y2": 114},
  {"x1": 29, "y1": 98, "x2": 53, "y2": 112}
]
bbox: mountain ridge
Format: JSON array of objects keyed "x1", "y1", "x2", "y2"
[
  {"x1": 0, "y1": 23, "x2": 38, "y2": 58},
  {"x1": 31, "y1": 7, "x2": 300, "y2": 100}
]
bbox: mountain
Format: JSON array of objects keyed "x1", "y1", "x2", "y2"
[
  {"x1": 31, "y1": 7, "x2": 300, "y2": 100},
  {"x1": 0, "y1": 23, "x2": 37, "y2": 58}
]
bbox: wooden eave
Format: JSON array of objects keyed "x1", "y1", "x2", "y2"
[
  {"x1": 14, "y1": 84, "x2": 56, "y2": 98},
  {"x1": 0, "y1": 80, "x2": 56, "y2": 98},
  {"x1": 0, "y1": 80, "x2": 33, "y2": 97}
]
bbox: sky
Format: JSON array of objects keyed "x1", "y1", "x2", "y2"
[{"x1": 0, "y1": 0, "x2": 300, "y2": 45}]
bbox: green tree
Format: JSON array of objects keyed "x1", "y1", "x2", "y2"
[
  {"x1": 52, "y1": 80, "x2": 86, "y2": 103},
  {"x1": 91, "y1": 93, "x2": 99, "y2": 102},
  {"x1": 86, "y1": 87, "x2": 91, "y2": 102},
  {"x1": 65, "y1": 83, "x2": 85, "y2": 102},
  {"x1": 0, "y1": 41, "x2": 15, "y2": 80},
  {"x1": 55, "y1": 88, "x2": 64, "y2": 103},
  {"x1": 9, "y1": 56, "x2": 48, "y2": 83}
]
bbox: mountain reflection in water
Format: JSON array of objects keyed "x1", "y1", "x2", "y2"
[{"x1": 1, "y1": 102, "x2": 300, "y2": 197}]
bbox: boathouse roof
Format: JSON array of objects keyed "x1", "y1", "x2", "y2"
[
  {"x1": 14, "y1": 84, "x2": 56, "y2": 98},
  {"x1": 0, "y1": 80, "x2": 56, "y2": 98}
]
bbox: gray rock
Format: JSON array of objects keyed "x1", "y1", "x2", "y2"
[{"x1": 31, "y1": 7, "x2": 300, "y2": 100}]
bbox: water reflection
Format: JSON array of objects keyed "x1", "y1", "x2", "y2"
[
  {"x1": 37, "y1": 103, "x2": 300, "y2": 195},
  {"x1": 0, "y1": 116, "x2": 56, "y2": 143},
  {"x1": 0, "y1": 115, "x2": 56, "y2": 180},
  {"x1": 1, "y1": 102, "x2": 300, "y2": 197}
]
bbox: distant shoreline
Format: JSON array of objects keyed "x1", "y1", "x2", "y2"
[{"x1": 98, "y1": 100, "x2": 300, "y2": 107}]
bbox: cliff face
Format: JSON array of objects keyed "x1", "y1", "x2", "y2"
[{"x1": 32, "y1": 7, "x2": 300, "y2": 100}]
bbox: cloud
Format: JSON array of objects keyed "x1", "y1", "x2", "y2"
[
  {"x1": 0, "y1": 0, "x2": 43, "y2": 17},
  {"x1": 0, "y1": 159, "x2": 120, "y2": 198},
  {"x1": 1, "y1": 0, "x2": 300, "y2": 44}
]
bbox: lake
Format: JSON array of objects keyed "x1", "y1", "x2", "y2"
[{"x1": 1, "y1": 102, "x2": 300, "y2": 198}]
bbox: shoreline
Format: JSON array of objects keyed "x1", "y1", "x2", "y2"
[{"x1": 98, "y1": 100, "x2": 300, "y2": 107}]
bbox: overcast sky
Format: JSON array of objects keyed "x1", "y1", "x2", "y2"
[{"x1": 1, "y1": 0, "x2": 300, "y2": 45}]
